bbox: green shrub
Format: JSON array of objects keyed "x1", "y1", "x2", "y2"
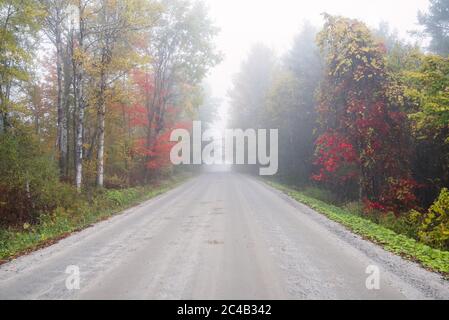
[
  {"x1": 105, "y1": 188, "x2": 142, "y2": 206},
  {"x1": 104, "y1": 175, "x2": 129, "y2": 189},
  {"x1": 343, "y1": 201, "x2": 420, "y2": 240},
  {"x1": 266, "y1": 180, "x2": 449, "y2": 274},
  {"x1": 302, "y1": 186, "x2": 339, "y2": 204},
  {"x1": 377, "y1": 212, "x2": 420, "y2": 240},
  {"x1": 343, "y1": 201, "x2": 364, "y2": 215},
  {"x1": 0, "y1": 131, "x2": 70, "y2": 225},
  {"x1": 418, "y1": 188, "x2": 449, "y2": 250}
]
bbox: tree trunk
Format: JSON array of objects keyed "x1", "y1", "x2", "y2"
[
  {"x1": 144, "y1": 97, "x2": 156, "y2": 183},
  {"x1": 0, "y1": 82, "x2": 11, "y2": 134},
  {"x1": 34, "y1": 108, "x2": 40, "y2": 135},
  {"x1": 0, "y1": 111, "x2": 4, "y2": 134},
  {"x1": 75, "y1": 94, "x2": 84, "y2": 192},
  {"x1": 62, "y1": 48, "x2": 72, "y2": 178},
  {"x1": 95, "y1": 1, "x2": 112, "y2": 188},
  {"x1": 0, "y1": 86, "x2": 4, "y2": 134},
  {"x1": 96, "y1": 114, "x2": 105, "y2": 188},
  {"x1": 56, "y1": 25, "x2": 69, "y2": 178},
  {"x1": 96, "y1": 74, "x2": 106, "y2": 188},
  {"x1": 95, "y1": 40, "x2": 109, "y2": 188},
  {"x1": 73, "y1": 3, "x2": 86, "y2": 192}
]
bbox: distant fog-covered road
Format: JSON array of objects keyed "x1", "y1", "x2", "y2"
[{"x1": 0, "y1": 173, "x2": 448, "y2": 300}]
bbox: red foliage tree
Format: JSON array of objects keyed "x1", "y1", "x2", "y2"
[
  {"x1": 313, "y1": 15, "x2": 416, "y2": 214},
  {"x1": 125, "y1": 70, "x2": 193, "y2": 175}
]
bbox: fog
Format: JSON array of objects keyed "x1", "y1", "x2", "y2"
[{"x1": 205, "y1": 0, "x2": 429, "y2": 129}]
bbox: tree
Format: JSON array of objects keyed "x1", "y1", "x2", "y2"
[
  {"x1": 278, "y1": 22, "x2": 321, "y2": 183},
  {"x1": 265, "y1": 70, "x2": 316, "y2": 182},
  {"x1": 41, "y1": 0, "x2": 70, "y2": 177},
  {"x1": 228, "y1": 25, "x2": 322, "y2": 181},
  {"x1": 0, "y1": 0, "x2": 221, "y2": 226},
  {"x1": 406, "y1": 55, "x2": 449, "y2": 137},
  {"x1": 88, "y1": 0, "x2": 159, "y2": 188},
  {"x1": 228, "y1": 43, "x2": 276, "y2": 129},
  {"x1": 0, "y1": 0, "x2": 44, "y2": 133},
  {"x1": 418, "y1": 0, "x2": 449, "y2": 56},
  {"x1": 417, "y1": 187, "x2": 449, "y2": 250},
  {"x1": 404, "y1": 54, "x2": 449, "y2": 202},
  {"x1": 314, "y1": 14, "x2": 416, "y2": 213},
  {"x1": 70, "y1": 0, "x2": 89, "y2": 192},
  {"x1": 142, "y1": 0, "x2": 221, "y2": 180},
  {"x1": 197, "y1": 84, "x2": 220, "y2": 127},
  {"x1": 285, "y1": 22, "x2": 322, "y2": 97}
]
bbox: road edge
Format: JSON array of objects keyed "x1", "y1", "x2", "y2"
[
  {"x1": 254, "y1": 176, "x2": 449, "y2": 299},
  {"x1": 0, "y1": 174, "x2": 195, "y2": 266}
]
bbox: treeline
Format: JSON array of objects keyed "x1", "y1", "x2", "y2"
[
  {"x1": 229, "y1": 2, "x2": 449, "y2": 249},
  {"x1": 0, "y1": 0, "x2": 220, "y2": 224}
]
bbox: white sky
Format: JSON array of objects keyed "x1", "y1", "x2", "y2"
[{"x1": 203, "y1": 0, "x2": 430, "y2": 128}]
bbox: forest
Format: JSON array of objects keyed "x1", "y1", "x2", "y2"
[
  {"x1": 228, "y1": 1, "x2": 449, "y2": 252},
  {"x1": 0, "y1": 0, "x2": 220, "y2": 227},
  {"x1": 1, "y1": 0, "x2": 449, "y2": 263}
]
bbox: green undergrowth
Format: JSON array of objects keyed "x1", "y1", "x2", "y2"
[
  {"x1": 266, "y1": 180, "x2": 449, "y2": 275},
  {"x1": 0, "y1": 174, "x2": 191, "y2": 263}
]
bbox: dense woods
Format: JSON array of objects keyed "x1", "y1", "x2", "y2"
[
  {"x1": 0, "y1": 0, "x2": 220, "y2": 225},
  {"x1": 229, "y1": 1, "x2": 449, "y2": 250}
]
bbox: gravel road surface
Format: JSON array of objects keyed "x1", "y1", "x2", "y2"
[{"x1": 0, "y1": 173, "x2": 448, "y2": 300}]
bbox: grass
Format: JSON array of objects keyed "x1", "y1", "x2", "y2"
[
  {"x1": 0, "y1": 173, "x2": 192, "y2": 264},
  {"x1": 265, "y1": 180, "x2": 449, "y2": 275}
]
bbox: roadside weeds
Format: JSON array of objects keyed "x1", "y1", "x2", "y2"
[
  {"x1": 0, "y1": 174, "x2": 193, "y2": 265},
  {"x1": 264, "y1": 180, "x2": 449, "y2": 277}
]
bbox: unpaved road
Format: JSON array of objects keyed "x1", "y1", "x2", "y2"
[{"x1": 0, "y1": 173, "x2": 448, "y2": 300}]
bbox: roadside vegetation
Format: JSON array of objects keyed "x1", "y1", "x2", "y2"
[
  {"x1": 0, "y1": 172, "x2": 192, "y2": 263},
  {"x1": 266, "y1": 180, "x2": 449, "y2": 275}
]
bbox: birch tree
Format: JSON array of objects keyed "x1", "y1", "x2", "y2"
[
  {"x1": 41, "y1": 0, "x2": 71, "y2": 177},
  {"x1": 70, "y1": 0, "x2": 88, "y2": 191},
  {"x1": 91, "y1": 0, "x2": 159, "y2": 188}
]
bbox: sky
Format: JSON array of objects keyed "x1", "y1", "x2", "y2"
[{"x1": 203, "y1": 0, "x2": 430, "y2": 128}]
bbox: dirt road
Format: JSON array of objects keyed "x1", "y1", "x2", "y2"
[{"x1": 0, "y1": 173, "x2": 448, "y2": 299}]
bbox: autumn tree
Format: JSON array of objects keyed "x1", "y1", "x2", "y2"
[
  {"x1": 68, "y1": 0, "x2": 91, "y2": 191},
  {"x1": 141, "y1": 0, "x2": 221, "y2": 181},
  {"x1": 314, "y1": 14, "x2": 416, "y2": 213},
  {"x1": 404, "y1": 54, "x2": 449, "y2": 203},
  {"x1": 40, "y1": 0, "x2": 71, "y2": 177},
  {"x1": 0, "y1": 0, "x2": 221, "y2": 226},
  {"x1": 86, "y1": 0, "x2": 159, "y2": 188},
  {"x1": 0, "y1": 0, "x2": 44, "y2": 133}
]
